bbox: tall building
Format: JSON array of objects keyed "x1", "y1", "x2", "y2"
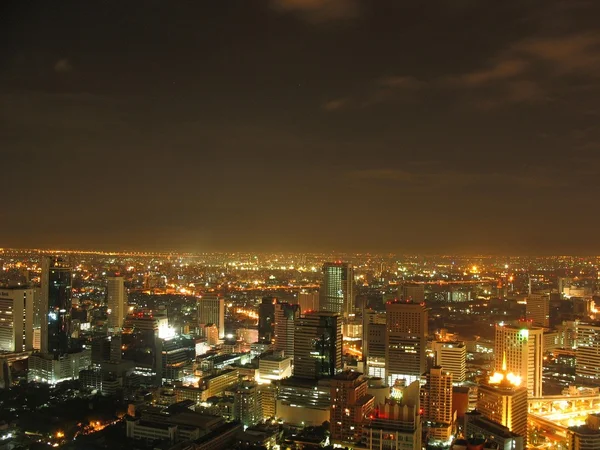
[
  {"x1": 476, "y1": 361, "x2": 528, "y2": 443},
  {"x1": 40, "y1": 257, "x2": 72, "y2": 357},
  {"x1": 399, "y1": 284, "x2": 425, "y2": 303},
  {"x1": 363, "y1": 310, "x2": 386, "y2": 379},
  {"x1": 297, "y1": 289, "x2": 319, "y2": 313},
  {"x1": 294, "y1": 311, "x2": 342, "y2": 379},
  {"x1": 258, "y1": 297, "x2": 276, "y2": 343},
  {"x1": 433, "y1": 341, "x2": 466, "y2": 383},
  {"x1": 0, "y1": 287, "x2": 34, "y2": 352},
  {"x1": 273, "y1": 301, "x2": 300, "y2": 357},
  {"x1": 464, "y1": 411, "x2": 524, "y2": 450},
  {"x1": 234, "y1": 381, "x2": 263, "y2": 427},
  {"x1": 197, "y1": 295, "x2": 225, "y2": 339},
  {"x1": 526, "y1": 294, "x2": 550, "y2": 328},
  {"x1": 420, "y1": 367, "x2": 454, "y2": 442},
  {"x1": 320, "y1": 262, "x2": 354, "y2": 316},
  {"x1": 107, "y1": 276, "x2": 126, "y2": 331},
  {"x1": 494, "y1": 322, "x2": 543, "y2": 397},
  {"x1": 385, "y1": 301, "x2": 428, "y2": 386},
  {"x1": 575, "y1": 323, "x2": 600, "y2": 385},
  {"x1": 329, "y1": 371, "x2": 374, "y2": 444},
  {"x1": 364, "y1": 380, "x2": 422, "y2": 450}
]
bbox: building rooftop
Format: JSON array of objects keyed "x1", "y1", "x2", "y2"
[{"x1": 569, "y1": 425, "x2": 600, "y2": 435}]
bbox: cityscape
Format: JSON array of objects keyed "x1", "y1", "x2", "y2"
[
  {"x1": 4, "y1": 0, "x2": 600, "y2": 449},
  {"x1": 1, "y1": 249, "x2": 600, "y2": 449}
]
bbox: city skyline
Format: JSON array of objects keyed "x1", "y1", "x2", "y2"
[{"x1": 3, "y1": 0, "x2": 600, "y2": 254}]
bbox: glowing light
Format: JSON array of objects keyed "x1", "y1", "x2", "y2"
[{"x1": 488, "y1": 371, "x2": 522, "y2": 387}]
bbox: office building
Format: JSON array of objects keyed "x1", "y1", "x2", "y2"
[
  {"x1": 276, "y1": 377, "x2": 332, "y2": 426},
  {"x1": 526, "y1": 294, "x2": 550, "y2": 328},
  {"x1": 40, "y1": 257, "x2": 72, "y2": 356},
  {"x1": 575, "y1": 323, "x2": 600, "y2": 385},
  {"x1": 234, "y1": 381, "x2": 263, "y2": 427},
  {"x1": 28, "y1": 348, "x2": 92, "y2": 384},
  {"x1": 399, "y1": 283, "x2": 425, "y2": 303},
  {"x1": 258, "y1": 351, "x2": 292, "y2": 381},
  {"x1": 364, "y1": 380, "x2": 422, "y2": 450},
  {"x1": 420, "y1": 367, "x2": 454, "y2": 442},
  {"x1": 107, "y1": 276, "x2": 126, "y2": 331},
  {"x1": 320, "y1": 262, "x2": 354, "y2": 316},
  {"x1": 363, "y1": 310, "x2": 386, "y2": 379},
  {"x1": 159, "y1": 334, "x2": 195, "y2": 383},
  {"x1": 494, "y1": 322, "x2": 543, "y2": 397},
  {"x1": 297, "y1": 289, "x2": 319, "y2": 313},
  {"x1": 385, "y1": 301, "x2": 428, "y2": 386},
  {"x1": 0, "y1": 287, "x2": 34, "y2": 352},
  {"x1": 464, "y1": 411, "x2": 524, "y2": 450},
  {"x1": 273, "y1": 301, "x2": 300, "y2": 357},
  {"x1": 294, "y1": 311, "x2": 342, "y2": 379},
  {"x1": 258, "y1": 297, "x2": 276, "y2": 343},
  {"x1": 433, "y1": 341, "x2": 466, "y2": 383},
  {"x1": 197, "y1": 295, "x2": 225, "y2": 339},
  {"x1": 329, "y1": 371, "x2": 374, "y2": 444},
  {"x1": 568, "y1": 415, "x2": 600, "y2": 450}
]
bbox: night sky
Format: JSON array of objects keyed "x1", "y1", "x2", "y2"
[{"x1": 2, "y1": 0, "x2": 600, "y2": 254}]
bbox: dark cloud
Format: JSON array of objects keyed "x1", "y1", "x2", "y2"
[{"x1": 270, "y1": 0, "x2": 359, "y2": 22}]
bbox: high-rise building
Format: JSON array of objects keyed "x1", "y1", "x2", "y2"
[
  {"x1": 296, "y1": 289, "x2": 319, "y2": 313},
  {"x1": 234, "y1": 381, "x2": 263, "y2": 427},
  {"x1": 420, "y1": 367, "x2": 454, "y2": 442},
  {"x1": 258, "y1": 297, "x2": 276, "y2": 344},
  {"x1": 464, "y1": 411, "x2": 524, "y2": 450},
  {"x1": 329, "y1": 371, "x2": 374, "y2": 444},
  {"x1": 364, "y1": 380, "x2": 422, "y2": 450},
  {"x1": 40, "y1": 257, "x2": 72, "y2": 357},
  {"x1": 363, "y1": 311, "x2": 386, "y2": 379},
  {"x1": 0, "y1": 287, "x2": 34, "y2": 352},
  {"x1": 433, "y1": 341, "x2": 466, "y2": 383},
  {"x1": 399, "y1": 284, "x2": 425, "y2": 303},
  {"x1": 276, "y1": 377, "x2": 332, "y2": 426},
  {"x1": 476, "y1": 363, "x2": 528, "y2": 443},
  {"x1": 526, "y1": 294, "x2": 550, "y2": 328},
  {"x1": 385, "y1": 301, "x2": 428, "y2": 386},
  {"x1": 575, "y1": 323, "x2": 600, "y2": 385},
  {"x1": 107, "y1": 276, "x2": 126, "y2": 331},
  {"x1": 294, "y1": 311, "x2": 342, "y2": 379},
  {"x1": 494, "y1": 322, "x2": 543, "y2": 397},
  {"x1": 273, "y1": 301, "x2": 300, "y2": 357},
  {"x1": 197, "y1": 295, "x2": 225, "y2": 340},
  {"x1": 567, "y1": 415, "x2": 600, "y2": 450},
  {"x1": 320, "y1": 262, "x2": 354, "y2": 316}
]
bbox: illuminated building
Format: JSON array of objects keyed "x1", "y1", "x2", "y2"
[
  {"x1": 575, "y1": 323, "x2": 600, "y2": 385},
  {"x1": 463, "y1": 410, "x2": 524, "y2": 450},
  {"x1": 400, "y1": 283, "x2": 425, "y2": 303},
  {"x1": 159, "y1": 335, "x2": 194, "y2": 383},
  {"x1": 320, "y1": 262, "x2": 355, "y2": 316},
  {"x1": 197, "y1": 295, "x2": 225, "y2": 339},
  {"x1": 107, "y1": 276, "x2": 126, "y2": 331},
  {"x1": 363, "y1": 310, "x2": 386, "y2": 379},
  {"x1": 329, "y1": 371, "x2": 374, "y2": 444},
  {"x1": 234, "y1": 381, "x2": 263, "y2": 427},
  {"x1": 276, "y1": 377, "x2": 332, "y2": 426},
  {"x1": 0, "y1": 287, "x2": 34, "y2": 352},
  {"x1": 420, "y1": 366, "x2": 454, "y2": 442},
  {"x1": 204, "y1": 324, "x2": 219, "y2": 346},
  {"x1": 258, "y1": 297, "x2": 276, "y2": 343},
  {"x1": 385, "y1": 301, "x2": 428, "y2": 386},
  {"x1": 476, "y1": 362, "x2": 528, "y2": 443},
  {"x1": 433, "y1": 341, "x2": 466, "y2": 383},
  {"x1": 293, "y1": 311, "x2": 342, "y2": 379},
  {"x1": 494, "y1": 322, "x2": 543, "y2": 397},
  {"x1": 258, "y1": 351, "x2": 292, "y2": 381},
  {"x1": 297, "y1": 289, "x2": 319, "y2": 313},
  {"x1": 364, "y1": 381, "x2": 422, "y2": 450},
  {"x1": 40, "y1": 257, "x2": 72, "y2": 356},
  {"x1": 91, "y1": 334, "x2": 122, "y2": 364},
  {"x1": 526, "y1": 293, "x2": 550, "y2": 328},
  {"x1": 273, "y1": 301, "x2": 300, "y2": 357},
  {"x1": 28, "y1": 348, "x2": 92, "y2": 384},
  {"x1": 200, "y1": 368, "x2": 239, "y2": 399}
]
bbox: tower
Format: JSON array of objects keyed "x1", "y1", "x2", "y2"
[
  {"x1": 526, "y1": 294, "x2": 550, "y2": 328},
  {"x1": 433, "y1": 341, "x2": 466, "y2": 383},
  {"x1": 293, "y1": 311, "x2": 342, "y2": 379},
  {"x1": 107, "y1": 276, "x2": 126, "y2": 331},
  {"x1": 273, "y1": 301, "x2": 300, "y2": 357},
  {"x1": 320, "y1": 262, "x2": 355, "y2": 316},
  {"x1": 40, "y1": 257, "x2": 72, "y2": 357},
  {"x1": 330, "y1": 371, "x2": 374, "y2": 443},
  {"x1": 0, "y1": 287, "x2": 34, "y2": 352},
  {"x1": 385, "y1": 301, "x2": 428, "y2": 386},
  {"x1": 197, "y1": 295, "x2": 225, "y2": 339},
  {"x1": 420, "y1": 367, "x2": 454, "y2": 442},
  {"x1": 258, "y1": 297, "x2": 276, "y2": 344}
]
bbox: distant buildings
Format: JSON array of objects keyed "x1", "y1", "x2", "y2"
[
  {"x1": 107, "y1": 276, "x2": 126, "y2": 331},
  {"x1": 320, "y1": 262, "x2": 354, "y2": 316},
  {"x1": 385, "y1": 301, "x2": 428, "y2": 386},
  {"x1": 526, "y1": 293, "x2": 550, "y2": 328},
  {"x1": 197, "y1": 295, "x2": 225, "y2": 339}
]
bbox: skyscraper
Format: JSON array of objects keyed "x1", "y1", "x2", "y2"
[
  {"x1": 575, "y1": 323, "x2": 600, "y2": 385},
  {"x1": 40, "y1": 257, "x2": 72, "y2": 357},
  {"x1": 385, "y1": 301, "x2": 428, "y2": 386},
  {"x1": 400, "y1": 283, "x2": 425, "y2": 303},
  {"x1": 273, "y1": 301, "x2": 300, "y2": 357},
  {"x1": 294, "y1": 311, "x2": 342, "y2": 379},
  {"x1": 494, "y1": 322, "x2": 543, "y2": 397},
  {"x1": 197, "y1": 295, "x2": 225, "y2": 339},
  {"x1": 0, "y1": 287, "x2": 34, "y2": 352},
  {"x1": 363, "y1": 310, "x2": 387, "y2": 379},
  {"x1": 420, "y1": 367, "x2": 454, "y2": 442},
  {"x1": 296, "y1": 289, "x2": 319, "y2": 313},
  {"x1": 329, "y1": 371, "x2": 374, "y2": 444},
  {"x1": 107, "y1": 276, "x2": 126, "y2": 331},
  {"x1": 433, "y1": 341, "x2": 466, "y2": 383},
  {"x1": 526, "y1": 294, "x2": 550, "y2": 328},
  {"x1": 320, "y1": 262, "x2": 355, "y2": 316},
  {"x1": 258, "y1": 297, "x2": 276, "y2": 344}
]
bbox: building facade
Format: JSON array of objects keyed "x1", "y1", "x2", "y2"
[{"x1": 320, "y1": 262, "x2": 354, "y2": 316}]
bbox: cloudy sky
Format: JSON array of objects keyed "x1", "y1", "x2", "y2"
[{"x1": 2, "y1": 0, "x2": 600, "y2": 253}]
